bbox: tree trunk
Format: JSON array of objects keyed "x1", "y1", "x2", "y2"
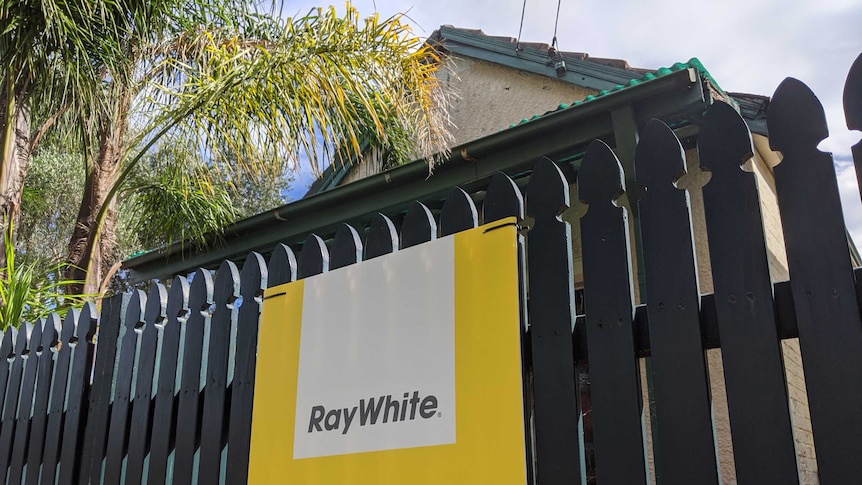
[
  {"x1": 66, "y1": 99, "x2": 129, "y2": 295},
  {"x1": 0, "y1": 84, "x2": 32, "y2": 261}
]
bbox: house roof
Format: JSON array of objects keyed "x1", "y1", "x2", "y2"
[
  {"x1": 428, "y1": 25, "x2": 647, "y2": 91},
  {"x1": 304, "y1": 26, "x2": 758, "y2": 197}
]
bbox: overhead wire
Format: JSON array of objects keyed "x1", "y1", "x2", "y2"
[
  {"x1": 516, "y1": 0, "x2": 527, "y2": 52},
  {"x1": 551, "y1": 0, "x2": 562, "y2": 50}
]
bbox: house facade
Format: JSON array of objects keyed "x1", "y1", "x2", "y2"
[{"x1": 123, "y1": 26, "x2": 842, "y2": 483}]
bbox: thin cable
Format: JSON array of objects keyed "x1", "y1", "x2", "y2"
[
  {"x1": 516, "y1": 0, "x2": 527, "y2": 52},
  {"x1": 551, "y1": 0, "x2": 562, "y2": 49}
]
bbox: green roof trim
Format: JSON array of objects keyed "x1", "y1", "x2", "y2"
[{"x1": 509, "y1": 57, "x2": 725, "y2": 129}]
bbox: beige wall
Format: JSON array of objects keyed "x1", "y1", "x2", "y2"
[
  {"x1": 338, "y1": 56, "x2": 595, "y2": 188},
  {"x1": 438, "y1": 57, "x2": 596, "y2": 147}
]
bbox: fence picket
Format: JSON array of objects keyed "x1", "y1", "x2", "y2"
[
  {"x1": 60, "y1": 302, "x2": 97, "y2": 485},
  {"x1": 440, "y1": 187, "x2": 478, "y2": 236},
  {"x1": 104, "y1": 290, "x2": 147, "y2": 484},
  {"x1": 365, "y1": 213, "x2": 399, "y2": 259},
  {"x1": 125, "y1": 283, "x2": 168, "y2": 485},
  {"x1": 401, "y1": 201, "x2": 436, "y2": 248},
  {"x1": 0, "y1": 327, "x2": 25, "y2": 483},
  {"x1": 769, "y1": 77, "x2": 862, "y2": 482},
  {"x1": 147, "y1": 276, "x2": 189, "y2": 485},
  {"x1": 78, "y1": 295, "x2": 124, "y2": 484},
  {"x1": 8, "y1": 320, "x2": 45, "y2": 484},
  {"x1": 41, "y1": 310, "x2": 77, "y2": 484},
  {"x1": 635, "y1": 119, "x2": 718, "y2": 484},
  {"x1": 330, "y1": 224, "x2": 363, "y2": 270},
  {"x1": 297, "y1": 235, "x2": 329, "y2": 279},
  {"x1": 24, "y1": 314, "x2": 61, "y2": 485},
  {"x1": 268, "y1": 244, "x2": 297, "y2": 287},
  {"x1": 0, "y1": 329, "x2": 15, "y2": 447},
  {"x1": 200, "y1": 260, "x2": 241, "y2": 484},
  {"x1": 482, "y1": 171, "x2": 533, "y2": 482},
  {"x1": 484, "y1": 173, "x2": 524, "y2": 223},
  {"x1": 173, "y1": 269, "x2": 215, "y2": 484},
  {"x1": 226, "y1": 252, "x2": 267, "y2": 485},
  {"x1": 578, "y1": 140, "x2": 648, "y2": 484},
  {"x1": 526, "y1": 158, "x2": 584, "y2": 485},
  {"x1": 699, "y1": 101, "x2": 798, "y2": 483},
  {"x1": 844, "y1": 53, "x2": 862, "y2": 199}
]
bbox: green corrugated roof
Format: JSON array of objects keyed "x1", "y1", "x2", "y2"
[{"x1": 510, "y1": 57, "x2": 722, "y2": 128}]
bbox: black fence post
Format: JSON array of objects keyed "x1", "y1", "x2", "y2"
[
  {"x1": 41, "y1": 310, "x2": 78, "y2": 484},
  {"x1": 699, "y1": 101, "x2": 798, "y2": 483},
  {"x1": 103, "y1": 290, "x2": 146, "y2": 484},
  {"x1": 769, "y1": 77, "x2": 862, "y2": 483},
  {"x1": 173, "y1": 269, "x2": 214, "y2": 484},
  {"x1": 24, "y1": 314, "x2": 61, "y2": 485},
  {"x1": 578, "y1": 140, "x2": 648, "y2": 484},
  {"x1": 59, "y1": 303, "x2": 97, "y2": 485},
  {"x1": 147, "y1": 276, "x2": 189, "y2": 485},
  {"x1": 125, "y1": 283, "x2": 168, "y2": 485},
  {"x1": 635, "y1": 119, "x2": 719, "y2": 484},
  {"x1": 526, "y1": 158, "x2": 584, "y2": 485},
  {"x1": 225, "y1": 252, "x2": 268, "y2": 485}
]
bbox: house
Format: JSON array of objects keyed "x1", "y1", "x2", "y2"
[{"x1": 123, "y1": 26, "x2": 836, "y2": 483}]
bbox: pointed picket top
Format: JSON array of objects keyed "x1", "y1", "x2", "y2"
[
  {"x1": 635, "y1": 119, "x2": 686, "y2": 192},
  {"x1": 484, "y1": 172, "x2": 524, "y2": 223},
  {"x1": 844, "y1": 53, "x2": 862, "y2": 131},
  {"x1": 768, "y1": 77, "x2": 829, "y2": 154},
  {"x1": 240, "y1": 252, "x2": 268, "y2": 300},
  {"x1": 1, "y1": 326, "x2": 15, "y2": 360},
  {"x1": 440, "y1": 187, "x2": 478, "y2": 236},
  {"x1": 578, "y1": 140, "x2": 625, "y2": 206},
  {"x1": 60, "y1": 309, "x2": 78, "y2": 346},
  {"x1": 40, "y1": 313, "x2": 61, "y2": 354},
  {"x1": 189, "y1": 268, "x2": 215, "y2": 313},
  {"x1": 401, "y1": 201, "x2": 437, "y2": 249},
  {"x1": 76, "y1": 302, "x2": 97, "y2": 345},
  {"x1": 330, "y1": 224, "x2": 363, "y2": 270},
  {"x1": 527, "y1": 158, "x2": 570, "y2": 220},
  {"x1": 126, "y1": 289, "x2": 147, "y2": 333},
  {"x1": 699, "y1": 102, "x2": 754, "y2": 177},
  {"x1": 268, "y1": 243, "x2": 297, "y2": 287},
  {"x1": 214, "y1": 260, "x2": 241, "y2": 308},
  {"x1": 25, "y1": 319, "x2": 44, "y2": 358},
  {"x1": 15, "y1": 323, "x2": 33, "y2": 357},
  {"x1": 142, "y1": 283, "x2": 168, "y2": 334},
  {"x1": 365, "y1": 213, "x2": 399, "y2": 259},
  {"x1": 166, "y1": 276, "x2": 190, "y2": 329},
  {"x1": 297, "y1": 234, "x2": 329, "y2": 279}
]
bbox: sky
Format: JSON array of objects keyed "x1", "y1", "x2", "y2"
[{"x1": 283, "y1": 1, "x2": 862, "y2": 243}]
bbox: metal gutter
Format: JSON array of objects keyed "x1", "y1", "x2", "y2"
[{"x1": 125, "y1": 68, "x2": 708, "y2": 282}]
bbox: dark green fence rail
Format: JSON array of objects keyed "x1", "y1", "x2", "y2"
[{"x1": 0, "y1": 53, "x2": 860, "y2": 484}]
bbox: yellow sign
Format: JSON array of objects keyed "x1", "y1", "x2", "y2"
[{"x1": 249, "y1": 218, "x2": 527, "y2": 484}]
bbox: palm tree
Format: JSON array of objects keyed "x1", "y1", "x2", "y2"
[
  {"x1": 4, "y1": 2, "x2": 451, "y2": 294},
  {"x1": 0, "y1": 0, "x2": 120, "y2": 256}
]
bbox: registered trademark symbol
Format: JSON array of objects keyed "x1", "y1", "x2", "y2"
[{"x1": 437, "y1": 412, "x2": 442, "y2": 418}]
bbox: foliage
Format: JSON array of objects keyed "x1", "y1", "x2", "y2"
[
  {"x1": 18, "y1": 144, "x2": 84, "y2": 261},
  {"x1": 0, "y1": 223, "x2": 90, "y2": 330},
  {"x1": 5, "y1": 1, "x2": 452, "y2": 293},
  {"x1": 19, "y1": 139, "x2": 290, "y2": 267}
]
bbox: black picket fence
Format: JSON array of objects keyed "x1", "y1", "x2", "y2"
[{"x1": 1, "y1": 55, "x2": 861, "y2": 484}]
